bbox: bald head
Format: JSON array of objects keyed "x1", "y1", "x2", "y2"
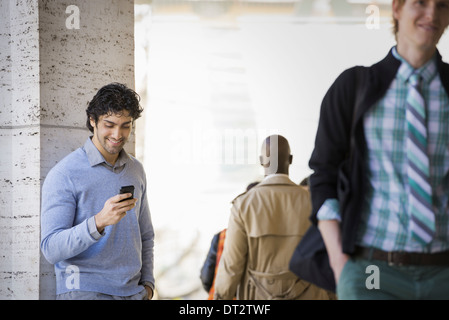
[{"x1": 259, "y1": 135, "x2": 292, "y2": 175}]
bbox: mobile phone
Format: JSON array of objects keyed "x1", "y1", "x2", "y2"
[{"x1": 119, "y1": 185, "x2": 135, "y2": 202}]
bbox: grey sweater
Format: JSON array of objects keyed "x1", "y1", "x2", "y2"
[{"x1": 41, "y1": 138, "x2": 155, "y2": 296}]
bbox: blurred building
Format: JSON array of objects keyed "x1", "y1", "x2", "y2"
[{"x1": 134, "y1": 0, "x2": 397, "y2": 299}]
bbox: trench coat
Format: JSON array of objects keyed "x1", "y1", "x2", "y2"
[{"x1": 214, "y1": 174, "x2": 333, "y2": 300}]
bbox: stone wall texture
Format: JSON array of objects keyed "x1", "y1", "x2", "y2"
[{"x1": 0, "y1": 0, "x2": 135, "y2": 299}]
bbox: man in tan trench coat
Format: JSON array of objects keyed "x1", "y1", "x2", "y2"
[{"x1": 214, "y1": 135, "x2": 334, "y2": 300}]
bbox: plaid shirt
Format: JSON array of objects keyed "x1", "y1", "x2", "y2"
[{"x1": 318, "y1": 47, "x2": 449, "y2": 253}]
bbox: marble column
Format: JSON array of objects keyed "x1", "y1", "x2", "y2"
[{"x1": 0, "y1": 0, "x2": 136, "y2": 299}]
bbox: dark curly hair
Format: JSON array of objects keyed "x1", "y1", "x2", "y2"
[{"x1": 86, "y1": 83, "x2": 143, "y2": 133}]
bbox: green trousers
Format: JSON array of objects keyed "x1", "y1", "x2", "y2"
[{"x1": 337, "y1": 256, "x2": 449, "y2": 300}]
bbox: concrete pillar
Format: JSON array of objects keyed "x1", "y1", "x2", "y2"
[{"x1": 0, "y1": 0, "x2": 135, "y2": 299}]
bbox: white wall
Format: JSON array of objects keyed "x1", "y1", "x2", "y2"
[{"x1": 136, "y1": 5, "x2": 449, "y2": 298}]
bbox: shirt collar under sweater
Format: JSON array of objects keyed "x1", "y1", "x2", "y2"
[{"x1": 83, "y1": 137, "x2": 130, "y2": 172}]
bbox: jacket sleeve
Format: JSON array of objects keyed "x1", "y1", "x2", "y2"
[
  {"x1": 213, "y1": 203, "x2": 248, "y2": 300},
  {"x1": 309, "y1": 67, "x2": 358, "y2": 224},
  {"x1": 200, "y1": 232, "x2": 219, "y2": 292}
]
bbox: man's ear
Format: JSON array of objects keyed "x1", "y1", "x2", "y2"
[
  {"x1": 392, "y1": 0, "x2": 401, "y2": 20},
  {"x1": 89, "y1": 117, "x2": 96, "y2": 129}
]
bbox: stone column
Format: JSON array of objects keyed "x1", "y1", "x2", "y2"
[{"x1": 0, "y1": 0, "x2": 135, "y2": 299}]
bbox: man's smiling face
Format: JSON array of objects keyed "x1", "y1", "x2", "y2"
[
  {"x1": 90, "y1": 111, "x2": 133, "y2": 164},
  {"x1": 394, "y1": 0, "x2": 449, "y2": 52}
]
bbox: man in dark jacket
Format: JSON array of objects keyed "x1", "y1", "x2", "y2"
[{"x1": 309, "y1": 0, "x2": 449, "y2": 299}]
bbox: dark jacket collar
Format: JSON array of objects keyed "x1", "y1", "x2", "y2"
[
  {"x1": 356, "y1": 47, "x2": 449, "y2": 131},
  {"x1": 367, "y1": 47, "x2": 448, "y2": 104}
]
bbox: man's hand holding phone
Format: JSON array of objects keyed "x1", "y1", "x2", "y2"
[{"x1": 94, "y1": 186, "x2": 136, "y2": 233}]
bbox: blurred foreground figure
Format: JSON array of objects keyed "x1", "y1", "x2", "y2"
[{"x1": 310, "y1": 0, "x2": 449, "y2": 299}]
